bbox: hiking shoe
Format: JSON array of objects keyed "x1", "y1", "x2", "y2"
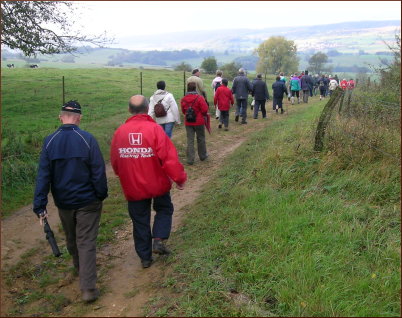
[
  {"x1": 200, "y1": 154, "x2": 209, "y2": 161},
  {"x1": 224, "y1": 127, "x2": 229, "y2": 131},
  {"x1": 281, "y1": 109, "x2": 284, "y2": 114},
  {"x1": 141, "y1": 258, "x2": 154, "y2": 268},
  {"x1": 235, "y1": 115, "x2": 239, "y2": 122},
  {"x1": 218, "y1": 124, "x2": 222, "y2": 129},
  {"x1": 241, "y1": 121, "x2": 247, "y2": 125},
  {"x1": 82, "y1": 288, "x2": 100, "y2": 303},
  {"x1": 153, "y1": 240, "x2": 171, "y2": 255}
]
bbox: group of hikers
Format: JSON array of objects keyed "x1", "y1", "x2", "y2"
[{"x1": 32, "y1": 66, "x2": 355, "y2": 303}]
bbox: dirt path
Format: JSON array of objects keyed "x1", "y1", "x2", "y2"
[{"x1": 1, "y1": 102, "x2": 309, "y2": 317}]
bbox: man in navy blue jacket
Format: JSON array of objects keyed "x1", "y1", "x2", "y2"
[
  {"x1": 33, "y1": 100, "x2": 108, "y2": 303},
  {"x1": 272, "y1": 76, "x2": 288, "y2": 114}
]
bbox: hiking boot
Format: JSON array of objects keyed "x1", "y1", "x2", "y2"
[
  {"x1": 82, "y1": 288, "x2": 100, "y2": 303},
  {"x1": 235, "y1": 115, "x2": 239, "y2": 122},
  {"x1": 224, "y1": 128, "x2": 229, "y2": 131},
  {"x1": 241, "y1": 121, "x2": 247, "y2": 125},
  {"x1": 200, "y1": 154, "x2": 209, "y2": 161},
  {"x1": 141, "y1": 258, "x2": 154, "y2": 268},
  {"x1": 218, "y1": 124, "x2": 222, "y2": 129},
  {"x1": 281, "y1": 109, "x2": 284, "y2": 114},
  {"x1": 153, "y1": 240, "x2": 171, "y2": 255}
]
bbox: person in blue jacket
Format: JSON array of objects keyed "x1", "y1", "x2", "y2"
[{"x1": 33, "y1": 100, "x2": 108, "y2": 303}]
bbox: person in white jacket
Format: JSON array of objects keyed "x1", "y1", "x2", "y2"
[
  {"x1": 328, "y1": 77, "x2": 339, "y2": 96},
  {"x1": 211, "y1": 70, "x2": 223, "y2": 120},
  {"x1": 149, "y1": 81, "x2": 181, "y2": 138}
]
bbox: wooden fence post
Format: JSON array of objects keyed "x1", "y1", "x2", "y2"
[
  {"x1": 314, "y1": 87, "x2": 344, "y2": 151},
  {"x1": 62, "y1": 76, "x2": 65, "y2": 105},
  {"x1": 183, "y1": 71, "x2": 186, "y2": 96},
  {"x1": 140, "y1": 72, "x2": 143, "y2": 95}
]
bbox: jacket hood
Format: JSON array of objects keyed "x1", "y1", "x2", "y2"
[{"x1": 153, "y1": 89, "x2": 168, "y2": 96}]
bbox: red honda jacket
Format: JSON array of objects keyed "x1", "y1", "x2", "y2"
[
  {"x1": 180, "y1": 93, "x2": 209, "y2": 126},
  {"x1": 214, "y1": 85, "x2": 234, "y2": 111},
  {"x1": 340, "y1": 80, "x2": 348, "y2": 90},
  {"x1": 111, "y1": 114, "x2": 187, "y2": 201}
]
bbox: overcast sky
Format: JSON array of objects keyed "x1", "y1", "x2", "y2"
[{"x1": 75, "y1": 1, "x2": 401, "y2": 39}]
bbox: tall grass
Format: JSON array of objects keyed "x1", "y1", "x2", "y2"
[{"x1": 148, "y1": 100, "x2": 400, "y2": 317}]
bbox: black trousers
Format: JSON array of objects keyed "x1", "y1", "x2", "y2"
[
  {"x1": 128, "y1": 192, "x2": 174, "y2": 261},
  {"x1": 253, "y1": 99, "x2": 267, "y2": 118},
  {"x1": 58, "y1": 200, "x2": 102, "y2": 290}
]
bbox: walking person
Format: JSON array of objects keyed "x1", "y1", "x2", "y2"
[
  {"x1": 181, "y1": 82, "x2": 209, "y2": 165},
  {"x1": 289, "y1": 73, "x2": 301, "y2": 104},
  {"x1": 232, "y1": 68, "x2": 252, "y2": 124},
  {"x1": 272, "y1": 76, "x2": 288, "y2": 114},
  {"x1": 214, "y1": 78, "x2": 234, "y2": 130},
  {"x1": 149, "y1": 80, "x2": 181, "y2": 138},
  {"x1": 33, "y1": 100, "x2": 108, "y2": 303},
  {"x1": 328, "y1": 76, "x2": 339, "y2": 96},
  {"x1": 111, "y1": 95, "x2": 187, "y2": 269},
  {"x1": 251, "y1": 73, "x2": 269, "y2": 119},
  {"x1": 317, "y1": 74, "x2": 327, "y2": 101},
  {"x1": 211, "y1": 70, "x2": 223, "y2": 121},
  {"x1": 300, "y1": 70, "x2": 313, "y2": 103},
  {"x1": 187, "y1": 68, "x2": 208, "y2": 105}
]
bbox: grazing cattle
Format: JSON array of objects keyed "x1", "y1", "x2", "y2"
[
  {"x1": 7, "y1": 64, "x2": 14, "y2": 68},
  {"x1": 30, "y1": 64, "x2": 38, "y2": 68}
]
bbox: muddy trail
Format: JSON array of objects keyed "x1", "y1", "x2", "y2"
[{"x1": 1, "y1": 102, "x2": 310, "y2": 317}]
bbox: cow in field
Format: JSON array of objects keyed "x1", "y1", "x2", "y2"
[
  {"x1": 7, "y1": 64, "x2": 14, "y2": 68},
  {"x1": 30, "y1": 64, "x2": 38, "y2": 68}
]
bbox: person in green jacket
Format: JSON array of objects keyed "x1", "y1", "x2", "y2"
[{"x1": 289, "y1": 73, "x2": 301, "y2": 105}]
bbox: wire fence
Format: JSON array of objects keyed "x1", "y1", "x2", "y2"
[{"x1": 314, "y1": 86, "x2": 401, "y2": 164}]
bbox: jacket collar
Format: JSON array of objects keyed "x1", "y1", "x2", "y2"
[
  {"x1": 125, "y1": 113, "x2": 155, "y2": 124},
  {"x1": 59, "y1": 124, "x2": 79, "y2": 130}
]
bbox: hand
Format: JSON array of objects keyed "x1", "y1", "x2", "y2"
[
  {"x1": 176, "y1": 182, "x2": 185, "y2": 190},
  {"x1": 39, "y1": 211, "x2": 49, "y2": 226}
]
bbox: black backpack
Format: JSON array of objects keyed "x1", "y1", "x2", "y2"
[
  {"x1": 185, "y1": 96, "x2": 199, "y2": 123},
  {"x1": 214, "y1": 81, "x2": 221, "y2": 92}
]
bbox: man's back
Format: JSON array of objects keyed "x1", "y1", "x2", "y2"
[
  {"x1": 111, "y1": 114, "x2": 186, "y2": 201},
  {"x1": 187, "y1": 75, "x2": 204, "y2": 95},
  {"x1": 232, "y1": 74, "x2": 252, "y2": 99},
  {"x1": 272, "y1": 80, "x2": 287, "y2": 98},
  {"x1": 252, "y1": 78, "x2": 269, "y2": 100},
  {"x1": 34, "y1": 124, "x2": 107, "y2": 212}
]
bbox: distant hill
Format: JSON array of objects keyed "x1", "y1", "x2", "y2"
[{"x1": 114, "y1": 20, "x2": 400, "y2": 53}]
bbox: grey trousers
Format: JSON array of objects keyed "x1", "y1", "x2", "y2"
[
  {"x1": 58, "y1": 200, "x2": 102, "y2": 290},
  {"x1": 185, "y1": 125, "x2": 207, "y2": 164},
  {"x1": 303, "y1": 90, "x2": 309, "y2": 103}
]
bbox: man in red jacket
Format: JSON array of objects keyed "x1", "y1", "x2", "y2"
[
  {"x1": 111, "y1": 95, "x2": 187, "y2": 268},
  {"x1": 214, "y1": 78, "x2": 234, "y2": 131}
]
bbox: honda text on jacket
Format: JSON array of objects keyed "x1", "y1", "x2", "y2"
[{"x1": 111, "y1": 114, "x2": 187, "y2": 201}]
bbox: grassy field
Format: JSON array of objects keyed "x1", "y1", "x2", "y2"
[
  {"x1": 147, "y1": 99, "x2": 400, "y2": 317},
  {"x1": 1, "y1": 67, "x2": 275, "y2": 214}
]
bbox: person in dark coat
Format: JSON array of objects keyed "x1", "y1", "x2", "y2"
[
  {"x1": 300, "y1": 70, "x2": 313, "y2": 103},
  {"x1": 271, "y1": 76, "x2": 288, "y2": 114},
  {"x1": 232, "y1": 68, "x2": 252, "y2": 124},
  {"x1": 33, "y1": 100, "x2": 108, "y2": 303},
  {"x1": 251, "y1": 73, "x2": 269, "y2": 119}
]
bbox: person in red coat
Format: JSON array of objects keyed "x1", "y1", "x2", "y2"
[
  {"x1": 340, "y1": 79, "x2": 348, "y2": 90},
  {"x1": 111, "y1": 95, "x2": 187, "y2": 268},
  {"x1": 181, "y1": 82, "x2": 209, "y2": 165},
  {"x1": 214, "y1": 78, "x2": 234, "y2": 131}
]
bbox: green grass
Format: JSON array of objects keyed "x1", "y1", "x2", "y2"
[{"x1": 147, "y1": 100, "x2": 400, "y2": 317}]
